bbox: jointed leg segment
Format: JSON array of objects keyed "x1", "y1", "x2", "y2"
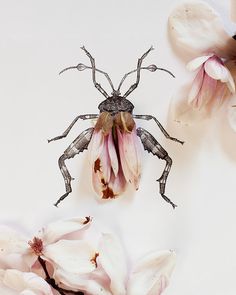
[
  {"x1": 48, "y1": 114, "x2": 98, "y2": 143},
  {"x1": 54, "y1": 127, "x2": 94, "y2": 207},
  {"x1": 133, "y1": 114, "x2": 184, "y2": 145},
  {"x1": 136, "y1": 127, "x2": 177, "y2": 209}
]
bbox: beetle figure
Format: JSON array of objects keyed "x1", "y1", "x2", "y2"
[{"x1": 49, "y1": 46, "x2": 184, "y2": 208}]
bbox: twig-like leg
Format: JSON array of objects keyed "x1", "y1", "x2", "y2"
[
  {"x1": 133, "y1": 114, "x2": 184, "y2": 145},
  {"x1": 48, "y1": 114, "x2": 98, "y2": 142},
  {"x1": 55, "y1": 127, "x2": 94, "y2": 207},
  {"x1": 136, "y1": 127, "x2": 177, "y2": 209},
  {"x1": 81, "y1": 46, "x2": 110, "y2": 98},
  {"x1": 124, "y1": 46, "x2": 154, "y2": 98}
]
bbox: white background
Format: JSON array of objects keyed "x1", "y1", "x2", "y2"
[{"x1": 0, "y1": 0, "x2": 236, "y2": 294}]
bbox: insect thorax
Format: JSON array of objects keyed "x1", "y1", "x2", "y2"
[{"x1": 98, "y1": 96, "x2": 134, "y2": 115}]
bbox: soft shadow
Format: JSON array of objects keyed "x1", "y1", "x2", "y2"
[
  {"x1": 218, "y1": 100, "x2": 236, "y2": 162},
  {"x1": 166, "y1": 84, "x2": 209, "y2": 165}
]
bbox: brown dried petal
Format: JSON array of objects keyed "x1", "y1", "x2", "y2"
[
  {"x1": 95, "y1": 112, "x2": 113, "y2": 135},
  {"x1": 114, "y1": 112, "x2": 135, "y2": 133}
]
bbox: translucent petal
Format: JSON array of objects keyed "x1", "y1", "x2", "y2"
[
  {"x1": 43, "y1": 240, "x2": 97, "y2": 274},
  {"x1": 169, "y1": 1, "x2": 233, "y2": 58},
  {"x1": 98, "y1": 233, "x2": 127, "y2": 295},
  {"x1": 1, "y1": 269, "x2": 53, "y2": 294},
  {"x1": 43, "y1": 217, "x2": 92, "y2": 244},
  {"x1": 186, "y1": 55, "x2": 212, "y2": 71},
  {"x1": 127, "y1": 250, "x2": 176, "y2": 295}
]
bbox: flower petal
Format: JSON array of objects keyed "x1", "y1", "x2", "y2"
[
  {"x1": 54, "y1": 268, "x2": 112, "y2": 295},
  {"x1": 127, "y1": 250, "x2": 176, "y2": 295},
  {"x1": 98, "y1": 233, "x2": 127, "y2": 295},
  {"x1": 1, "y1": 269, "x2": 53, "y2": 294},
  {"x1": 88, "y1": 130, "x2": 104, "y2": 163},
  {"x1": 43, "y1": 240, "x2": 97, "y2": 274},
  {"x1": 43, "y1": 217, "x2": 92, "y2": 244},
  {"x1": 169, "y1": 1, "x2": 233, "y2": 58},
  {"x1": 186, "y1": 54, "x2": 213, "y2": 71},
  {"x1": 107, "y1": 131, "x2": 119, "y2": 177},
  {"x1": 188, "y1": 66, "x2": 204, "y2": 105}
]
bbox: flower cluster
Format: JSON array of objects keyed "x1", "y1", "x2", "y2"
[
  {"x1": 0, "y1": 217, "x2": 176, "y2": 295},
  {"x1": 169, "y1": 1, "x2": 236, "y2": 126}
]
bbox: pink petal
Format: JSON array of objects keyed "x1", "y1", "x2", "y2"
[
  {"x1": 169, "y1": 1, "x2": 235, "y2": 58},
  {"x1": 98, "y1": 137, "x2": 111, "y2": 184},
  {"x1": 107, "y1": 131, "x2": 119, "y2": 177},
  {"x1": 186, "y1": 54, "x2": 213, "y2": 71},
  {"x1": 88, "y1": 130, "x2": 104, "y2": 163},
  {"x1": 108, "y1": 169, "x2": 126, "y2": 196},
  {"x1": 117, "y1": 129, "x2": 135, "y2": 186},
  {"x1": 190, "y1": 73, "x2": 217, "y2": 110},
  {"x1": 188, "y1": 66, "x2": 204, "y2": 105}
]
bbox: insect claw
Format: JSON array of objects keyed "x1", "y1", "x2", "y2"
[{"x1": 161, "y1": 194, "x2": 177, "y2": 209}]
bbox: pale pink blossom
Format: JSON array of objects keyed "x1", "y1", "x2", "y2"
[
  {"x1": 88, "y1": 111, "x2": 142, "y2": 199},
  {"x1": 0, "y1": 269, "x2": 53, "y2": 295},
  {"x1": 0, "y1": 217, "x2": 93, "y2": 272},
  {"x1": 168, "y1": 1, "x2": 236, "y2": 125},
  {"x1": 55, "y1": 233, "x2": 176, "y2": 295},
  {"x1": 187, "y1": 54, "x2": 235, "y2": 110}
]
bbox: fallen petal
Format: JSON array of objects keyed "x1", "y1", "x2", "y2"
[
  {"x1": 127, "y1": 250, "x2": 176, "y2": 295},
  {"x1": 42, "y1": 217, "x2": 92, "y2": 244},
  {"x1": 169, "y1": 1, "x2": 233, "y2": 58},
  {"x1": 43, "y1": 240, "x2": 97, "y2": 274},
  {"x1": 98, "y1": 233, "x2": 127, "y2": 295}
]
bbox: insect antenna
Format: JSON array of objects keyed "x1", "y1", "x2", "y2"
[
  {"x1": 118, "y1": 65, "x2": 175, "y2": 94},
  {"x1": 59, "y1": 46, "x2": 116, "y2": 99}
]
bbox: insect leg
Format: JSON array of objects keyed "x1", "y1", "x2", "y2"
[
  {"x1": 48, "y1": 114, "x2": 98, "y2": 142},
  {"x1": 123, "y1": 46, "x2": 154, "y2": 98},
  {"x1": 133, "y1": 114, "x2": 184, "y2": 145},
  {"x1": 136, "y1": 127, "x2": 177, "y2": 209},
  {"x1": 81, "y1": 46, "x2": 110, "y2": 99},
  {"x1": 54, "y1": 127, "x2": 94, "y2": 207}
]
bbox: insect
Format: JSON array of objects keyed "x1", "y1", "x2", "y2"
[{"x1": 48, "y1": 46, "x2": 184, "y2": 208}]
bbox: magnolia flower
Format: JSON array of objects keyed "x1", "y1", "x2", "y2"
[
  {"x1": 0, "y1": 269, "x2": 53, "y2": 295},
  {"x1": 88, "y1": 111, "x2": 142, "y2": 199},
  {"x1": 54, "y1": 233, "x2": 176, "y2": 295},
  {"x1": 0, "y1": 220, "x2": 176, "y2": 295},
  {"x1": 187, "y1": 53, "x2": 235, "y2": 110},
  {"x1": 0, "y1": 216, "x2": 93, "y2": 272},
  {"x1": 168, "y1": 1, "x2": 236, "y2": 124}
]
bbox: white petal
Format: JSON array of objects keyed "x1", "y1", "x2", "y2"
[
  {"x1": 186, "y1": 54, "x2": 212, "y2": 71},
  {"x1": 2, "y1": 269, "x2": 53, "y2": 294},
  {"x1": 43, "y1": 240, "x2": 97, "y2": 274},
  {"x1": 0, "y1": 226, "x2": 28, "y2": 255},
  {"x1": 204, "y1": 57, "x2": 228, "y2": 82},
  {"x1": 127, "y1": 250, "x2": 176, "y2": 295},
  {"x1": 169, "y1": 1, "x2": 232, "y2": 57},
  {"x1": 54, "y1": 268, "x2": 112, "y2": 295},
  {"x1": 42, "y1": 217, "x2": 92, "y2": 244},
  {"x1": 98, "y1": 233, "x2": 127, "y2": 295}
]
